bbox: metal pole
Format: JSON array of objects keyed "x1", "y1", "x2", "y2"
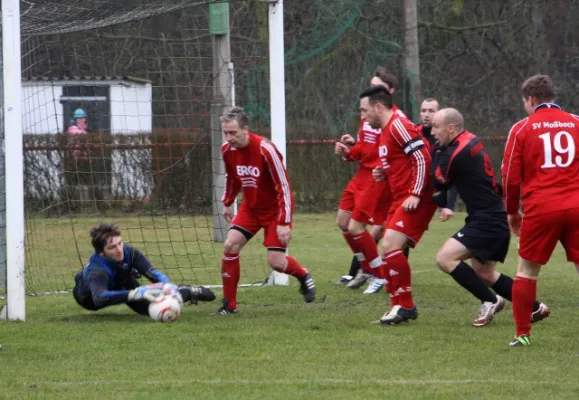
[{"x1": 209, "y1": 1, "x2": 232, "y2": 242}]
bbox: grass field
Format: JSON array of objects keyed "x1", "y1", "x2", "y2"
[{"x1": 2, "y1": 212, "x2": 579, "y2": 399}]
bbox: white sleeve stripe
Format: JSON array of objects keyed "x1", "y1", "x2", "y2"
[
  {"x1": 221, "y1": 173, "x2": 228, "y2": 202},
  {"x1": 394, "y1": 119, "x2": 425, "y2": 193},
  {"x1": 393, "y1": 118, "x2": 413, "y2": 142},
  {"x1": 261, "y1": 142, "x2": 292, "y2": 223},
  {"x1": 221, "y1": 146, "x2": 232, "y2": 202},
  {"x1": 411, "y1": 148, "x2": 425, "y2": 194},
  {"x1": 263, "y1": 142, "x2": 292, "y2": 223},
  {"x1": 389, "y1": 124, "x2": 403, "y2": 146},
  {"x1": 502, "y1": 119, "x2": 528, "y2": 202}
]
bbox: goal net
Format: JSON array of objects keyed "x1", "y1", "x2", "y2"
[{"x1": 16, "y1": 0, "x2": 281, "y2": 296}]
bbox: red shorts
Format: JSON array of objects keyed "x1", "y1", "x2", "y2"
[
  {"x1": 519, "y1": 208, "x2": 579, "y2": 265},
  {"x1": 384, "y1": 196, "x2": 437, "y2": 248},
  {"x1": 339, "y1": 168, "x2": 390, "y2": 225},
  {"x1": 356, "y1": 179, "x2": 392, "y2": 226},
  {"x1": 231, "y1": 204, "x2": 289, "y2": 250}
]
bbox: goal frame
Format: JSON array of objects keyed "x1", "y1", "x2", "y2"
[{"x1": 0, "y1": 0, "x2": 288, "y2": 321}]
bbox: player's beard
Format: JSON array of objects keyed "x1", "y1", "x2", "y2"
[{"x1": 368, "y1": 116, "x2": 381, "y2": 130}]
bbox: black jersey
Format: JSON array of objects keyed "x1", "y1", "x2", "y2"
[{"x1": 431, "y1": 131, "x2": 504, "y2": 218}]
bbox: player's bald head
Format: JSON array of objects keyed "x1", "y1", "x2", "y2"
[
  {"x1": 438, "y1": 108, "x2": 464, "y2": 132},
  {"x1": 431, "y1": 108, "x2": 466, "y2": 147}
]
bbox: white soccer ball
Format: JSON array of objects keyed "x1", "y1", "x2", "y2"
[{"x1": 148, "y1": 293, "x2": 181, "y2": 323}]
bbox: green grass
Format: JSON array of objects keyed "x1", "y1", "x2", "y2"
[{"x1": 2, "y1": 212, "x2": 579, "y2": 399}]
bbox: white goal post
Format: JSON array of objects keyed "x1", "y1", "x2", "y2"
[
  {"x1": 265, "y1": 0, "x2": 289, "y2": 286},
  {"x1": 1, "y1": 0, "x2": 26, "y2": 321}
]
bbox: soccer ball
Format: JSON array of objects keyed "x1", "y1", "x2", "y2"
[{"x1": 148, "y1": 293, "x2": 181, "y2": 323}]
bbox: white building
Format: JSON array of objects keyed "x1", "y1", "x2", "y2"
[
  {"x1": 22, "y1": 76, "x2": 154, "y2": 201},
  {"x1": 22, "y1": 76, "x2": 153, "y2": 134}
]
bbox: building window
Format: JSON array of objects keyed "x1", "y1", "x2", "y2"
[{"x1": 61, "y1": 85, "x2": 111, "y2": 133}]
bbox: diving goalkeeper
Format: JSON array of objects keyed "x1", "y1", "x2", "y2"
[{"x1": 73, "y1": 223, "x2": 216, "y2": 315}]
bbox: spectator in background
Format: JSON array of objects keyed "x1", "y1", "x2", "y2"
[
  {"x1": 67, "y1": 108, "x2": 88, "y2": 135},
  {"x1": 66, "y1": 108, "x2": 88, "y2": 160},
  {"x1": 65, "y1": 108, "x2": 91, "y2": 202},
  {"x1": 418, "y1": 98, "x2": 458, "y2": 221}
]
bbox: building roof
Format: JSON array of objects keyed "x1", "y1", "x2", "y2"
[{"x1": 22, "y1": 76, "x2": 152, "y2": 85}]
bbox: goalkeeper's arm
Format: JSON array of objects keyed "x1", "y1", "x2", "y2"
[
  {"x1": 88, "y1": 270, "x2": 162, "y2": 309},
  {"x1": 87, "y1": 270, "x2": 132, "y2": 309},
  {"x1": 129, "y1": 246, "x2": 171, "y2": 284}
]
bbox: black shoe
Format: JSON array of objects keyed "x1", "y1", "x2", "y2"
[
  {"x1": 334, "y1": 275, "x2": 353, "y2": 286},
  {"x1": 531, "y1": 303, "x2": 551, "y2": 323},
  {"x1": 346, "y1": 269, "x2": 372, "y2": 289},
  {"x1": 298, "y1": 272, "x2": 316, "y2": 303},
  {"x1": 215, "y1": 298, "x2": 238, "y2": 315},
  {"x1": 378, "y1": 305, "x2": 418, "y2": 325},
  {"x1": 179, "y1": 285, "x2": 216, "y2": 304}
]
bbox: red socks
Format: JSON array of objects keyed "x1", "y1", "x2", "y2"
[
  {"x1": 382, "y1": 249, "x2": 414, "y2": 309},
  {"x1": 512, "y1": 276, "x2": 537, "y2": 337},
  {"x1": 221, "y1": 252, "x2": 240, "y2": 310},
  {"x1": 342, "y1": 231, "x2": 358, "y2": 252},
  {"x1": 222, "y1": 253, "x2": 308, "y2": 310},
  {"x1": 284, "y1": 256, "x2": 308, "y2": 279},
  {"x1": 353, "y1": 231, "x2": 381, "y2": 271},
  {"x1": 342, "y1": 231, "x2": 373, "y2": 274}
]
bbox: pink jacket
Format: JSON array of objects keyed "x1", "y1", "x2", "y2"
[{"x1": 67, "y1": 123, "x2": 87, "y2": 135}]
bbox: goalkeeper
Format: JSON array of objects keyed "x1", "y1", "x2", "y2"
[{"x1": 73, "y1": 223, "x2": 216, "y2": 315}]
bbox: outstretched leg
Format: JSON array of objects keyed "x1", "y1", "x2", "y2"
[
  {"x1": 471, "y1": 261, "x2": 549, "y2": 323},
  {"x1": 268, "y1": 250, "x2": 316, "y2": 303},
  {"x1": 436, "y1": 238, "x2": 504, "y2": 327}
]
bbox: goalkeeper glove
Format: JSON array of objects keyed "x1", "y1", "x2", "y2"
[
  {"x1": 128, "y1": 283, "x2": 164, "y2": 303},
  {"x1": 161, "y1": 282, "x2": 183, "y2": 304}
]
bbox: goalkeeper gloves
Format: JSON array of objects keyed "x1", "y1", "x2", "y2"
[
  {"x1": 128, "y1": 283, "x2": 164, "y2": 303},
  {"x1": 127, "y1": 282, "x2": 183, "y2": 304},
  {"x1": 161, "y1": 282, "x2": 183, "y2": 305}
]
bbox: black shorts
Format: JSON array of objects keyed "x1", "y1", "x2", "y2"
[{"x1": 452, "y1": 215, "x2": 510, "y2": 263}]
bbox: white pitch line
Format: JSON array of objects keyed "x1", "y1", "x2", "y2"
[
  {"x1": 410, "y1": 269, "x2": 438, "y2": 274},
  {"x1": 33, "y1": 378, "x2": 579, "y2": 387}
]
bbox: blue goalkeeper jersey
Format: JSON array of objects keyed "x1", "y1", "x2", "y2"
[{"x1": 80, "y1": 244, "x2": 170, "y2": 308}]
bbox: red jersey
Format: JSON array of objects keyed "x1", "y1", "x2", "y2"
[
  {"x1": 378, "y1": 114, "x2": 432, "y2": 202},
  {"x1": 392, "y1": 104, "x2": 407, "y2": 120},
  {"x1": 345, "y1": 105, "x2": 408, "y2": 169},
  {"x1": 344, "y1": 118, "x2": 382, "y2": 169},
  {"x1": 502, "y1": 104, "x2": 579, "y2": 216},
  {"x1": 221, "y1": 133, "x2": 294, "y2": 225}
]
